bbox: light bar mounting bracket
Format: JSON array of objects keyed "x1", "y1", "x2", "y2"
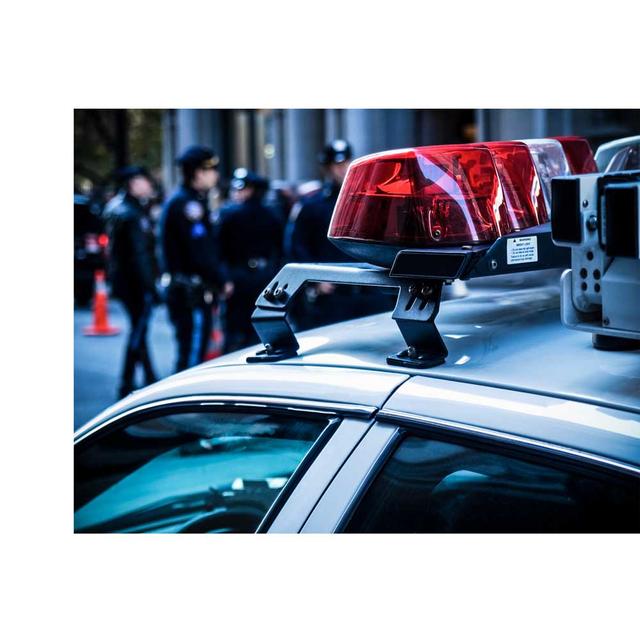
[{"x1": 248, "y1": 224, "x2": 569, "y2": 369}]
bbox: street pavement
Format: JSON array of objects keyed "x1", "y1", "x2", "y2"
[{"x1": 74, "y1": 300, "x2": 175, "y2": 429}]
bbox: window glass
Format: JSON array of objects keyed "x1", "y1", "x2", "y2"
[
  {"x1": 345, "y1": 435, "x2": 640, "y2": 533},
  {"x1": 75, "y1": 411, "x2": 329, "y2": 533}
]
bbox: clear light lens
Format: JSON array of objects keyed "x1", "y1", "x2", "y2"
[{"x1": 520, "y1": 139, "x2": 571, "y2": 210}]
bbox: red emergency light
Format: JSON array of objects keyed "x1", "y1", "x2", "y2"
[
  {"x1": 552, "y1": 136, "x2": 597, "y2": 174},
  {"x1": 328, "y1": 142, "x2": 550, "y2": 266},
  {"x1": 481, "y1": 141, "x2": 548, "y2": 229},
  {"x1": 251, "y1": 139, "x2": 574, "y2": 368}
]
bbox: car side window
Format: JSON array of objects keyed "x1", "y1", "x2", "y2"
[
  {"x1": 344, "y1": 434, "x2": 640, "y2": 533},
  {"x1": 75, "y1": 410, "x2": 331, "y2": 533}
]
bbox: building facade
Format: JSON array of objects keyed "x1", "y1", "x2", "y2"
[{"x1": 162, "y1": 108, "x2": 640, "y2": 191}]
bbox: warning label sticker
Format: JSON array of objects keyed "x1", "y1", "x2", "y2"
[{"x1": 507, "y1": 236, "x2": 538, "y2": 265}]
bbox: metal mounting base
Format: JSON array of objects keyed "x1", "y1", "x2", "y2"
[
  {"x1": 247, "y1": 263, "x2": 448, "y2": 368},
  {"x1": 592, "y1": 334, "x2": 640, "y2": 351},
  {"x1": 246, "y1": 347, "x2": 299, "y2": 363},
  {"x1": 387, "y1": 348, "x2": 446, "y2": 369},
  {"x1": 247, "y1": 226, "x2": 569, "y2": 369}
]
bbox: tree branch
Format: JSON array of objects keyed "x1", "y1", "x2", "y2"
[{"x1": 86, "y1": 110, "x2": 115, "y2": 150}]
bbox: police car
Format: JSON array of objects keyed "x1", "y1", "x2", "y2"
[{"x1": 74, "y1": 136, "x2": 640, "y2": 533}]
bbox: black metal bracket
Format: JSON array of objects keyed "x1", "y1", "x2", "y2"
[
  {"x1": 247, "y1": 225, "x2": 568, "y2": 369},
  {"x1": 390, "y1": 223, "x2": 570, "y2": 281},
  {"x1": 388, "y1": 280, "x2": 447, "y2": 368},
  {"x1": 247, "y1": 263, "x2": 448, "y2": 368}
]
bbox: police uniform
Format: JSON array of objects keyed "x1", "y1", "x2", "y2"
[
  {"x1": 287, "y1": 140, "x2": 353, "y2": 264},
  {"x1": 218, "y1": 169, "x2": 284, "y2": 353},
  {"x1": 105, "y1": 167, "x2": 158, "y2": 397},
  {"x1": 160, "y1": 147, "x2": 225, "y2": 372},
  {"x1": 288, "y1": 181, "x2": 347, "y2": 263},
  {"x1": 287, "y1": 140, "x2": 394, "y2": 328}
]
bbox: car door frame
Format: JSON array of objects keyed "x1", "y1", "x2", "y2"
[{"x1": 301, "y1": 391, "x2": 640, "y2": 533}]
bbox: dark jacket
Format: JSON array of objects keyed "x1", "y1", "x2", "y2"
[
  {"x1": 105, "y1": 192, "x2": 157, "y2": 300},
  {"x1": 288, "y1": 182, "x2": 352, "y2": 263},
  {"x1": 160, "y1": 185, "x2": 224, "y2": 287},
  {"x1": 217, "y1": 198, "x2": 283, "y2": 269}
]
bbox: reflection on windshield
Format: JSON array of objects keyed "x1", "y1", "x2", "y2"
[{"x1": 75, "y1": 412, "x2": 327, "y2": 533}]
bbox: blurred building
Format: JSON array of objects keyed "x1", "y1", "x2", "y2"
[{"x1": 161, "y1": 108, "x2": 640, "y2": 190}]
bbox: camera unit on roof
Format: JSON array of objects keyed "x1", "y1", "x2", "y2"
[{"x1": 551, "y1": 169, "x2": 640, "y2": 350}]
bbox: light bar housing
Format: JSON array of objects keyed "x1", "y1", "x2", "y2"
[
  {"x1": 329, "y1": 141, "x2": 558, "y2": 267},
  {"x1": 328, "y1": 145, "x2": 505, "y2": 260},
  {"x1": 552, "y1": 136, "x2": 598, "y2": 174}
]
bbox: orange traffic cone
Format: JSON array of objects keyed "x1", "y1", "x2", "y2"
[
  {"x1": 204, "y1": 306, "x2": 224, "y2": 360},
  {"x1": 83, "y1": 270, "x2": 121, "y2": 336},
  {"x1": 205, "y1": 328, "x2": 224, "y2": 360}
]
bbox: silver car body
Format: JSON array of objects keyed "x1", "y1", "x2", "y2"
[{"x1": 75, "y1": 273, "x2": 640, "y2": 532}]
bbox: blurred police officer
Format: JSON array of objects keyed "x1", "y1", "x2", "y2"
[
  {"x1": 287, "y1": 140, "x2": 394, "y2": 328},
  {"x1": 287, "y1": 139, "x2": 354, "y2": 263},
  {"x1": 160, "y1": 146, "x2": 232, "y2": 372},
  {"x1": 105, "y1": 166, "x2": 159, "y2": 398},
  {"x1": 287, "y1": 140, "x2": 355, "y2": 328},
  {"x1": 218, "y1": 168, "x2": 284, "y2": 353}
]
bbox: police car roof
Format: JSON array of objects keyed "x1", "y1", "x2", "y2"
[
  {"x1": 79, "y1": 271, "x2": 639, "y2": 449},
  {"x1": 214, "y1": 271, "x2": 640, "y2": 415}
]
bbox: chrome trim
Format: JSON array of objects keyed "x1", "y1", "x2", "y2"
[
  {"x1": 75, "y1": 395, "x2": 377, "y2": 444},
  {"x1": 378, "y1": 409, "x2": 640, "y2": 477}
]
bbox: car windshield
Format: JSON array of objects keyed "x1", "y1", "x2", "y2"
[{"x1": 75, "y1": 411, "x2": 328, "y2": 533}]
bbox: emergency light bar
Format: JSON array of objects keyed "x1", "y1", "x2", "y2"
[
  {"x1": 327, "y1": 139, "x2": 579, "y2": 267},
  {"x1": 328, "y1": 145, "x2": 505, "y2": 267},
  {"x1": 248, "y1": 136, "x2": 615, "y2": 369},
  {"x1": 248, "y1": 140, "x2": 574, "y2": 368}
]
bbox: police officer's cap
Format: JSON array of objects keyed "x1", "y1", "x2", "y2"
[
  {"x1": 319, "y1": 139, "x2": 353, "y2": 165},
  {"x1": 177, "y1": 145, "x2": 220, "y2": 171},
  {"x1": 117, "y1": 165, "x2": 150, "y2": 183},
  {"x1": 231, "y1": 167, "x2": 269, "y2": 191}
]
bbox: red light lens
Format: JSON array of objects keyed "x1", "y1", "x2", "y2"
[
  {"x1": 482, "y1": 141, "x2": 548, "y2": 228},
  {"x1": 552, "y1": 136, "x2": 597, "y2": 174},
  {"x1": 329, "y1": 146, "x2": 506, "y2": 250},
  {"x1": 98, "y1": 233, "x2": 109, "y2": 248}
]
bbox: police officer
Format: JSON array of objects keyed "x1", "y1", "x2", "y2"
[
  {"x1": 218, "y1": 168, "x2": 284, "y2": 353},
  {"x1": 105, "y1": 166, "x2": 159, "y2": 398},
  {"x1": 287, "y1": 139, "x2": 354, "y2": 264},
  {"x1": 287, "y1": 140, "x2": 394, "y2": 328},
  {"x1": 287, "y1": 140, "x2": 356, "y2": 328},
  {"x1": 160, "y1": 146, "x2": 232, "y2": 372}
]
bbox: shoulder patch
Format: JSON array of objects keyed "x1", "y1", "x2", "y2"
[
  {"x1": 139, "y1": 216, "x2": 151, "y2": 232},
  {"x1": 191, "y1": 222, "x2": 206, "y2": 238},
  {"x1": 184, "y1": 200, "x2": 204, "y2": 221}
]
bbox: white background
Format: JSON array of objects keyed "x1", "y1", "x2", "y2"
[{"x1": 1, "y1": 1, "x2": 638, "y2": 639}]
